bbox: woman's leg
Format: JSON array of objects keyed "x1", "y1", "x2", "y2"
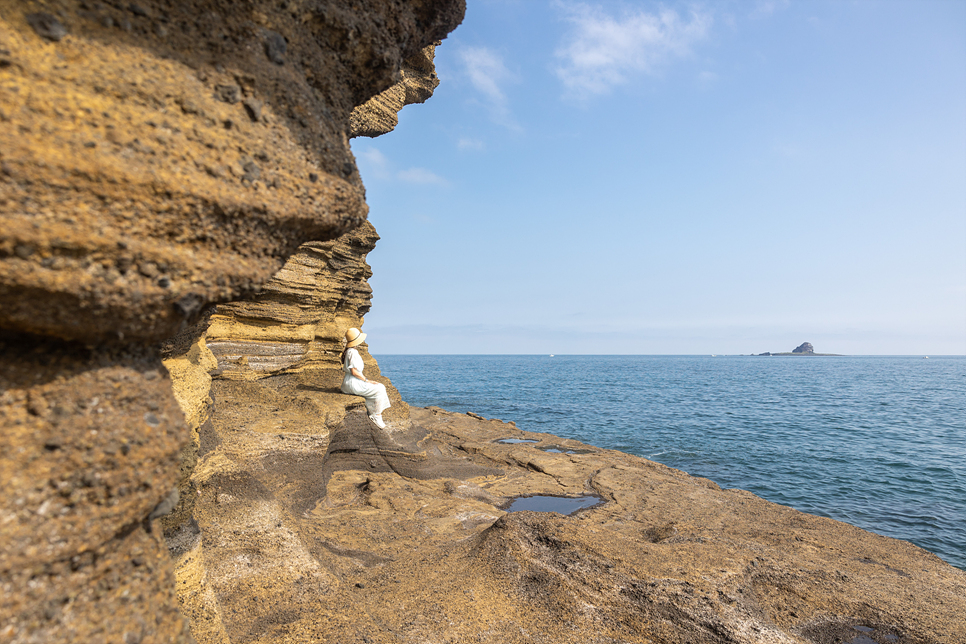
[{"x1": 371, "y1": 383, "x2": 391, "y2": 415}]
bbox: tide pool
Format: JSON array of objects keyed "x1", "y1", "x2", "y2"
[{"x1": 376, "y1": 354, "x2": 966, "y2": 570}]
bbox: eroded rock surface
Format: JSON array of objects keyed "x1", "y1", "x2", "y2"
[
  {"x1": 0, "y1": 1, "x2": 465, "y2": 642},
  {"x1": 204, "y1": 221, "x2": 381, "y2": 380},
  {"x1": 349, "y1": 44, "x2": 442, "y2": 138},
  {"x1": 1, "y1": 0, "x2": 463, "y2": 344},
  {"x1": 0, "y1": 334, "x2": 192, "y2": 643},
  {"x1": 174, "y1": 394, "x2": 966, "y2": 644}
]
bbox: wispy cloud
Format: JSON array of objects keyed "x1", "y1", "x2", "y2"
[
  {"x1": 750, "y1": 0, "x2": 790, "y2": 19},
  {"x1": 554, "y1": 2, "x2": 712, "y2": 97},
  {"x1": 459, "y1": 46, "x2": 521, "y2": 130},
  {"x1": 397, "y1": 167, "x2": 449, "y2": 186},
  {"x1": 354, "y1": 146, "x2": 449, "y2": 186},
  {"x1": 356, "y1": 148, "x2": 391, "y2": 179},
  {"x1": 697, "y1": 70, "x2": 718, "y2": 86},
  {"x1": 458, "y1": 136, "x2": 485, "y2": 151}
]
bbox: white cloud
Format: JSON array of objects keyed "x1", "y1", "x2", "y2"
[
  {"x1": 458, "y1": 137, "x2": 485, "y2": 151},
  {"x1": 554, "y1": 2, "x2": 712, "y2": 97},
  {"x1": 397, "y1": 167, "x2": 449, "y2": 186},
  {"x1": 750, "y1": 0, "x2": 790, "y2": 19},
  {"x1": 353, "y1": 145, "x2": 449, "y2": 186},
  {"x1": 458, "y1": 46, "x2": 521, "y2": 130},
  {"x1": 356, "y1": 147, "x2": 391, "y2": 179},
  {"x1": 697, "y1": 70, "x2": 718, "y2": 85},
  {"x1": 461, "y1": 46, "x2": 510, "y2": 104}
]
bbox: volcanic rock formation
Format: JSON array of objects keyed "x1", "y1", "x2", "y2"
[
  {"x1": 793, "y1": 342, "x2": 815, "y2": 354},
  {"x1": 172, "y1": 396, "x2": 966, "y2": 643},
  {"x1": 4, "y1": 2, "x2": 965, "y2": 644},
  {"x1": 0, "y1": 1, "x2": 465, "y2": 642}
]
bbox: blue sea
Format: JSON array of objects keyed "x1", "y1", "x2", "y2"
[{"x1": 375, "y1": 355, "x2": 966, "y2": 570}]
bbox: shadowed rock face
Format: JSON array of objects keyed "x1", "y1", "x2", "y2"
[
  {"x1": 1, "y1": 0, "x2": 463, "y2": 344},
  {"x1": 0, "y1": 1, "x2": 465, "y2": 642},
  {"x1": 349, "y1": 43, "x2": 441, "y2": 138},
  {"x1": 0, "y1": 335, "x2": 192, "y2": 643},
  {"x1": 205, "y1": 221, "x2": 381, "y2": 380}
]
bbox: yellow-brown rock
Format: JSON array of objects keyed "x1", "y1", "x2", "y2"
[
  {"x1": 204, "y1": 221, "x2": 381, "y2": 380},
  {"x1": 349, "y1": 44, "x2": 442, "y2": 138},
  {"x1": 158, "y1": 324, "x2": 218, "y2": 534},
  {"x1": 0, "y1": 1, "x2": 466, "y2": 642},
  {"x1": 173, "y1": 394, "x2": 966, "y2": 644},
  {"x1": 0, "y1": 334, "x2": 192, "y2": 643},
  {"x1": 1, "y1": 0, "x2": 464, "y2": 344}
]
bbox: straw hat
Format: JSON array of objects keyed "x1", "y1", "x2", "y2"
[{"x1": 344, "y1": 327, "x2": 367, "y2": 348}]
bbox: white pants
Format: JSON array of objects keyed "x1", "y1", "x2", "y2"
[{"x1": 341, "y1": 375, "x2": 391, "y2": 416}]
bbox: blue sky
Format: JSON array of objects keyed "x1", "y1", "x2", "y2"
[{"x1": 351, "y1": 0, "x2": 966, "y2": 355}]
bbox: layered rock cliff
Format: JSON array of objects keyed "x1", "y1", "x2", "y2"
[
  {"x1": 0, "y1": 1, "x2": 465, "y2": 642},
  {"x1": 172, "y1": 396, "x2": 966, "y2": 644},
  {"x1": 4, "y1": 2, "x2": 965, "y2": 644}
]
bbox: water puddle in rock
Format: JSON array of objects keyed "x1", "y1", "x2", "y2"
[
  {"x1": 496, "y1": 438, "x2": 538, "y2": 444},
  {"x1": 505, "y1": 495, "x2": 603, "y2": 515},
  {"x1": 848, "y1": 625, "x2": 900, "y2": 644},
  {"x1": 538, "y1": 445, "x2": 593, "y2": 455}
]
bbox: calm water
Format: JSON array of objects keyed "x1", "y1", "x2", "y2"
[{"x1": 375, "y1": 355, "x2": 966, "y2": 570}]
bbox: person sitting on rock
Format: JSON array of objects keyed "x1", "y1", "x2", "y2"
[{"x1": 340, "y1": 327, "x2": 391, "y2": 429}]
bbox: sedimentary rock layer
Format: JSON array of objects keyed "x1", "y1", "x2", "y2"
[
  {"x1": 349, "y1": 44, "x2": 442, "y2": 138},
  {"x1": 204, "y1": 221, "x2": 381, "y2": 380},
  {"x1": 173, "y1": 389, "x2": 966, "y2": 644},
  {"x1": 1, "y1": 0, "x2": 463, "y2": 344},
  {"x1": 0, "y1": 334, "x2": 192, "y2": 643},
  {"x1": 0, "y1": 1, "x2": 465, "y2": 642}
]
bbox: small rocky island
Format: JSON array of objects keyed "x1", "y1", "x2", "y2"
[{"x1": 756, "y1": 342, "x2": 843, "y2": 356}]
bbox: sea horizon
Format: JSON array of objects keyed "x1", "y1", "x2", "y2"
[{"x1": 376, "y1": 354, "x2": 966, "y2": 571}]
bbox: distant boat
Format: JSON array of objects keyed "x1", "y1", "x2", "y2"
[
  {"x1": 923, "y1": 356, "x2": 929, "y2": 359},
  {"x1": 549, "y1": 354, "x2": 555, "y2": 357},
  {"x1": 711, "y1": 354, "x2": 716, "y2": 357}
]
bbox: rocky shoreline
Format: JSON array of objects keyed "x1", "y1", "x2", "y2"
[
  {"x1": 169, "y1": 368, "x2": 966, "y2": 643},
  {"x1": 3, "y1": 2, "x2": 964, "y2": 643}
]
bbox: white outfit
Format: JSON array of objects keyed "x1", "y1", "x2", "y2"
[{"x1": 341, "y1": 348, "x2": 391, "y2": 416}]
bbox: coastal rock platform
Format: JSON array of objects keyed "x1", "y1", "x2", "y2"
[{"x1": 172, "y1": 377, "x2": 965, "y2": 644}]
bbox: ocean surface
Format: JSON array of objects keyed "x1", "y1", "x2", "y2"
[{"x1": 374, "y1": 355, "x2": 966, "y2": 570}]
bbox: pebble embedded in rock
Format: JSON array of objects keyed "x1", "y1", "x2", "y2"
[
  {"x1": 26, "y1": 13, "x2": 68, "y2": 42},
  {"x1": 138, "y1": 261, "x2": 159, "y2": 278},
  {"x1": 148, "y1": 488, "x2": 179, "y2": 520},
  {"x1": 215, "y1": 84, "x2": 241, "y2": 104},
  {"x1": 242, "y1": 161, "x2": 260, "y2": 182},
  {"x1": 14, "y1": 244, "x2": 34, "y2": 259},
  {"x1": 173, "y1": 293, "x2": 205, "y2": 318},
  {"x1": 243, "y1": 98, "x2": 263, "y2": 122},
  {"x1": 264, "y1": 30, "x2": 286, "y2": 65}
]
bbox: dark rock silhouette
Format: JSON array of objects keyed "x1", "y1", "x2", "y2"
[{"x1": 793, "y1": 342, "x2": 815, "y2": 354}]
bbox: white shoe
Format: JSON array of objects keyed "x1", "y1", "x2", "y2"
[{"x1": 369, "y1": 414, "x2": 386, "y2": 429}]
